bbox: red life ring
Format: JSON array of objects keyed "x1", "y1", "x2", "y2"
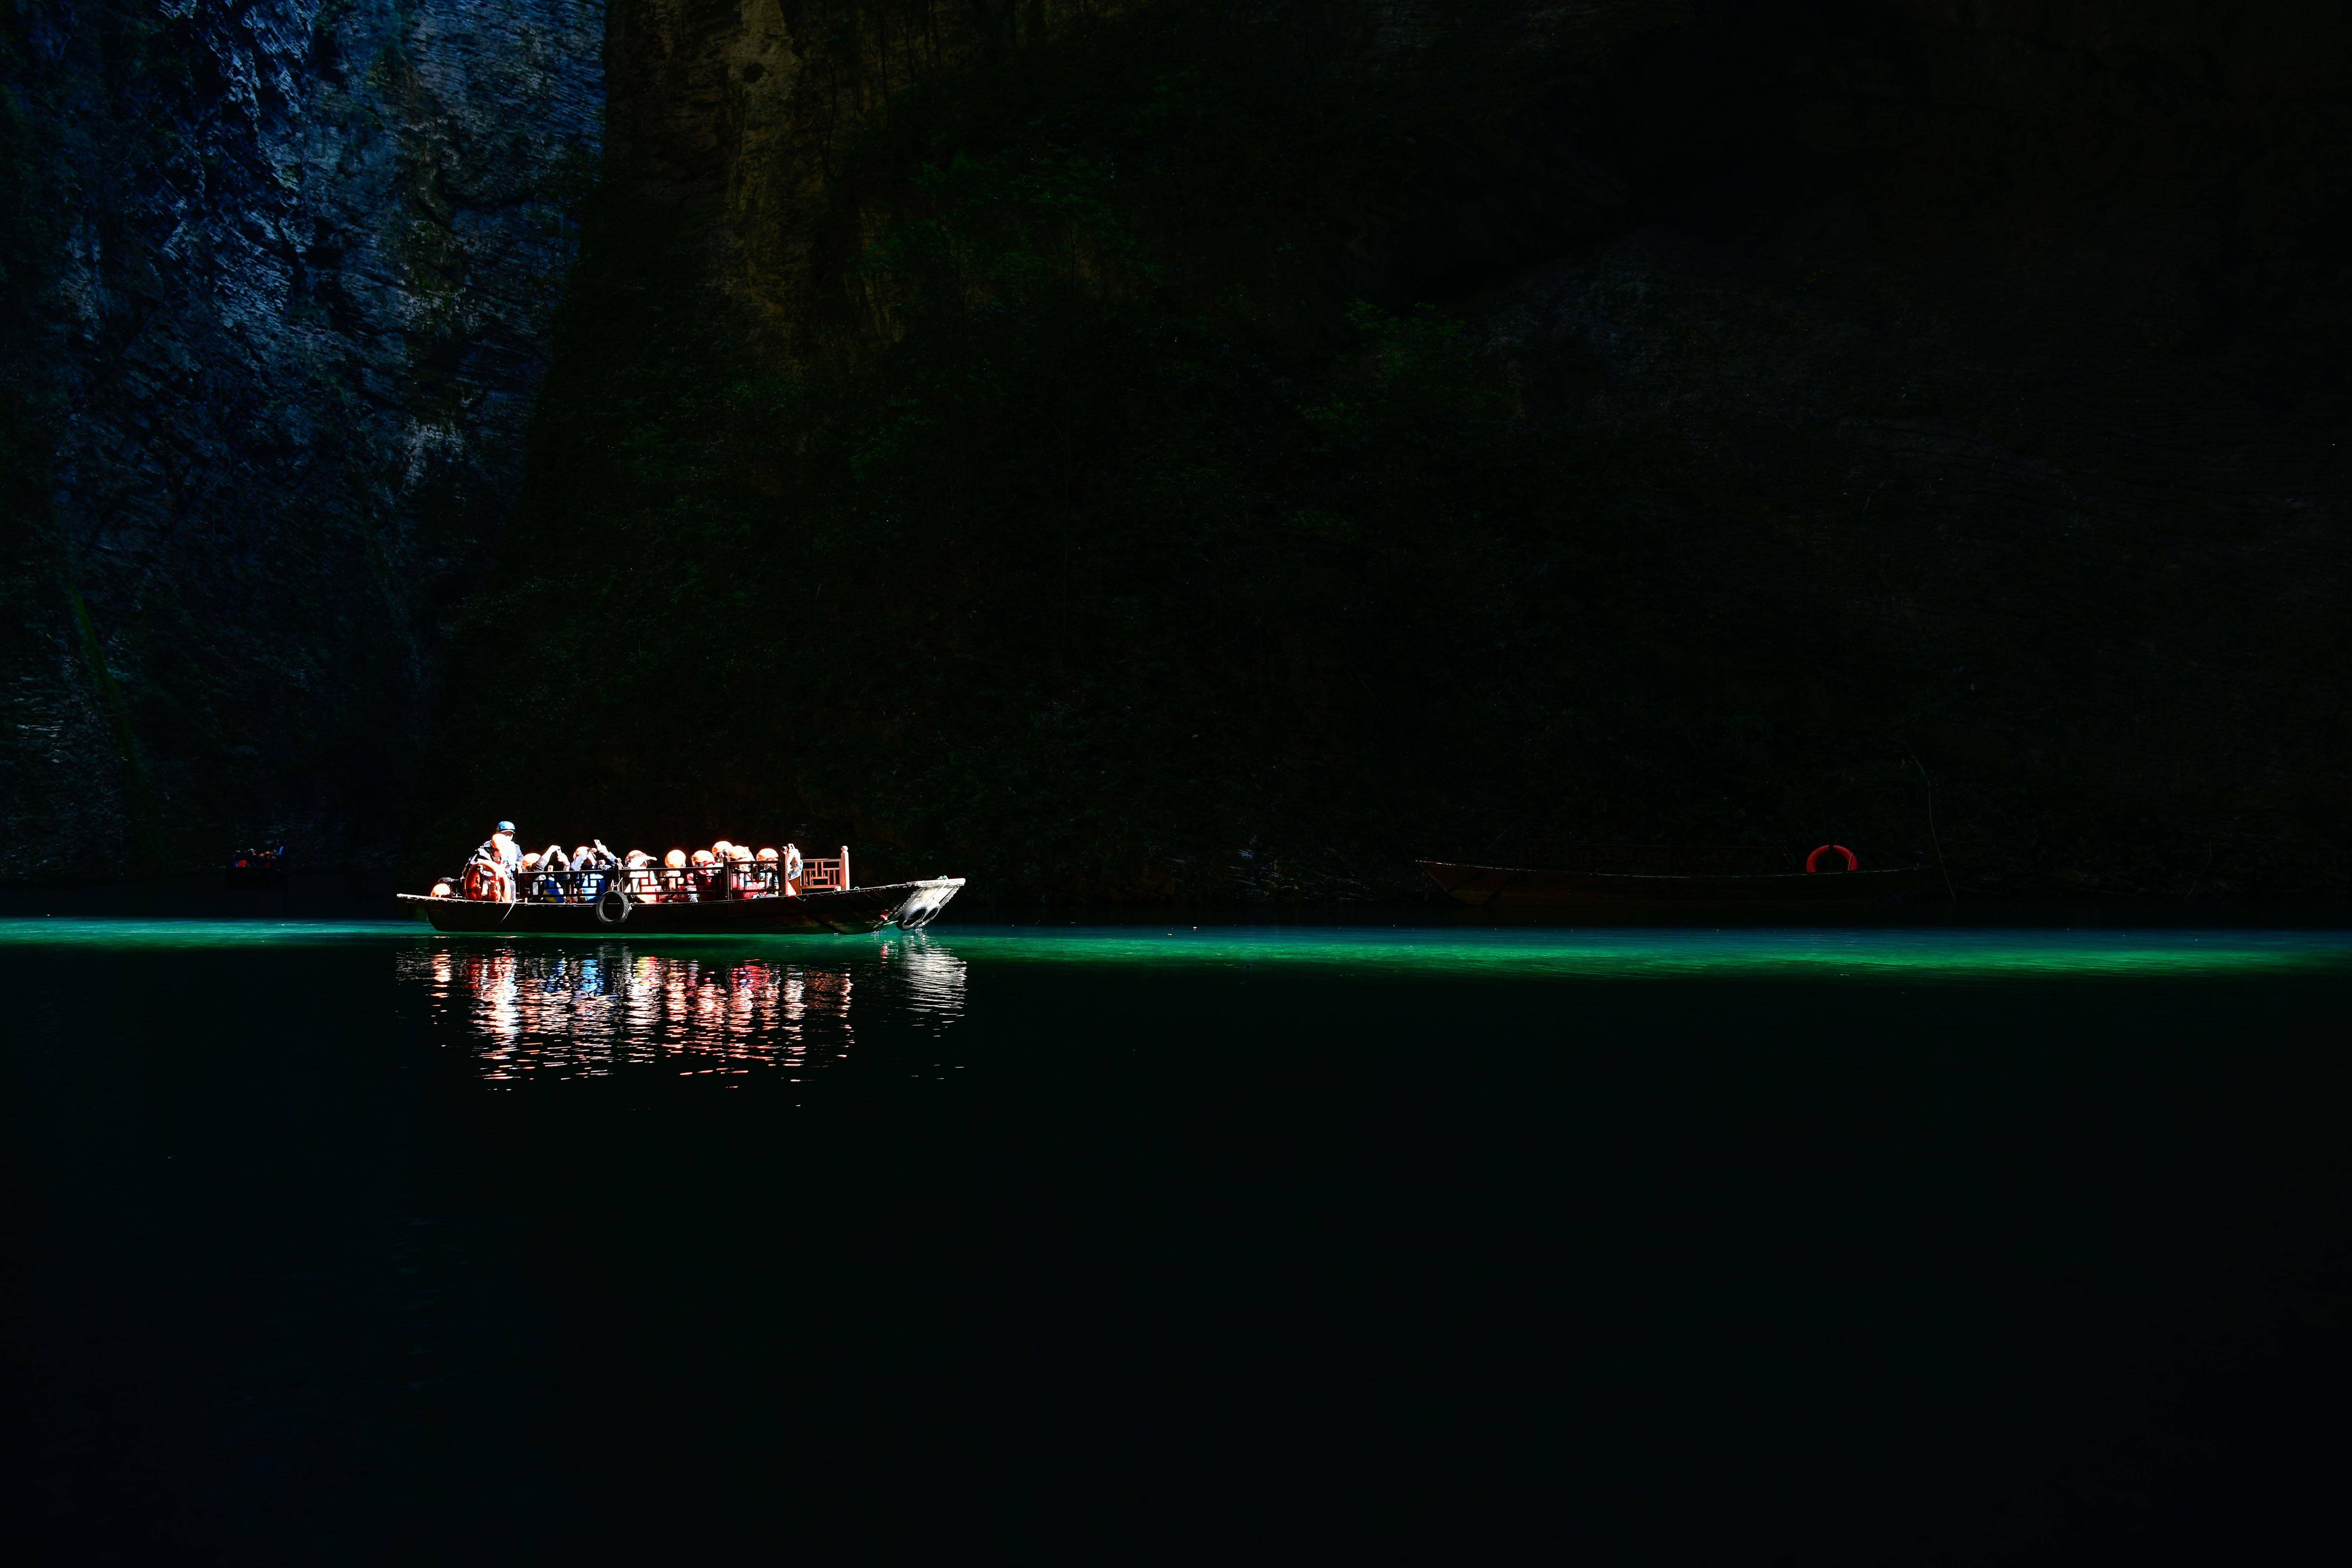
[{"x1": 1806, "y1": 844, "x2": 1859, "y2": 873}]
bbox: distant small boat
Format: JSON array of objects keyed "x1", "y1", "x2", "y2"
[
  {"x1": 1418, "y1": 843, "x2": 1930, "y2": 911},
  {"x1": 226, "y1": 846, "x2": 288, "y2": 887}
]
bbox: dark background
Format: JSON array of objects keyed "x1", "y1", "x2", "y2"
[{"x1": 7, "y1": 2, "x2": 2349, "y2": 897}]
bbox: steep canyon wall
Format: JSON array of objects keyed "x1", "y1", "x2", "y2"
[
  {"x1": 6, "y1": 1, "x2": 2345, "y2": 894},
  {"x1": 425, "y1": 0, "x2": 2350, "y2": 897},
  {"x1": 2, "y1": 0, "x2": 603, "y2": 877}
]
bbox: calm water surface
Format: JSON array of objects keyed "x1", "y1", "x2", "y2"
[{"x1": 5, "y1": 919, "x2": 2349, "y2": 1563}]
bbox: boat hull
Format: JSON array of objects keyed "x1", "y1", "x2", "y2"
[
  {"x1": 1418, "y1": 860, "x2": 1929, "y2": 910},
  {"x1": 400, "y1": 878, "x2": 963, "y2": 935}
]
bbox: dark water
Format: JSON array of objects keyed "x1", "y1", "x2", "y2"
[{"x1": 5, "y1": 920, "x2": 2349, "y2": 1563}]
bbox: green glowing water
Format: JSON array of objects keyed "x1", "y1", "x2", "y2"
[
  {"x1": 907, "y1": 926, "x2": 2352, "y2": 979},
  {"x1": 0, "y1": 919, "x2": 421, "y2": 948},
  {"x1": 3, "y1": 918, "x2": 2346, "y2": 980}
]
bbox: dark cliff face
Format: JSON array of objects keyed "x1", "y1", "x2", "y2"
[
  {"x1": 8, "y1": 2, "x2": 2345, "y2": 894},
  {"x1": 1, "y1": 0, "x2": 602, "y2": 877},
  {"x1": 416, "y1": 0, "x2": 2347, "y2": 898},
  {"x1": 1466, "y1": 1, "x2": 2352, "y2": 893}
]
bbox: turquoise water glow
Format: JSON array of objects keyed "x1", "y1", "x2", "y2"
[
  {"x1": 3, "y1": 918, "x2": 2347, "y2": 979},
  {"x1": 0, "y1": 919, "x2": 418, "y2": 948},
  {"x1": 893, "y1": 925, "x2": 2352, "y2": 979}
]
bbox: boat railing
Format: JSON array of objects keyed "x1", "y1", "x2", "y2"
[{"x1": 463, "y1": 847, "x2": 855, "y2": 903}]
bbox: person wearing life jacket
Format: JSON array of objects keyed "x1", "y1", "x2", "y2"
[
  {"x1": 690, "y1": 848, "x2": 720, "y2": 901},
  {"x1": 473, "y1": 821, "x2": 522, "y2": 873},
  {"x1": 465, "y1": 821, "x2": 522, "y2": 902},
  {"x1": 662, "y1": 848, "x2": 691, "y2": 901}
]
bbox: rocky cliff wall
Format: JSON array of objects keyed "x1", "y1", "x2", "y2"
[
  {"x1": 7, "y1": 0, "x2": 2343, "y2": 893},
  {"x1": 1446, "y1": 0, "x2": 2352, "y2": 893},
  {"x1": 422, "y1": 0, "x2": 2348, "y2": 898},
  {"x1": 1, "y1": 0, "x2": 602, "y2": 877}
]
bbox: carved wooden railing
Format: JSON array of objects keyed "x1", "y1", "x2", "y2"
[
  {"x1": 798, "y1": 847, "x2": 852, "y2": 892},
  {"x1": 493, "y1": 846, "x2": 855, "y2": 904}
]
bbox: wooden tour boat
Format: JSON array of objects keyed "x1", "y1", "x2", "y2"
[
  {"x1": 400, "y1": 845, "x2": 963, "y2": 935},
  {"x1": 1419, "y1": 843, "x2": 1933, "y2": 911}
]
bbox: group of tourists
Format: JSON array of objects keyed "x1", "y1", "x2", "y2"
[{"x1": 440, "y1": 821, "x2": 809, "y2": 904}]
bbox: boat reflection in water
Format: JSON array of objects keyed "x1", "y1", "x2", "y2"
[{"x1": 401, "y1": 939, "x2": 968, "y2": 1082}]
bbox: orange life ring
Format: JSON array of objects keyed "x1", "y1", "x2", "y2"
[{"x1": 1806, "y1": 844, "x2": 1859, "y2": 873}]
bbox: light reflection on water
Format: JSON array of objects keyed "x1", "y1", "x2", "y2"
[{"x1": 397, "y1": 939, "x2": 969, "y2": 1083}]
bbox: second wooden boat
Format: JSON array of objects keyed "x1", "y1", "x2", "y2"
[{"x1": 1419, "y1": 843, "x2": 1930, "y2": 911}]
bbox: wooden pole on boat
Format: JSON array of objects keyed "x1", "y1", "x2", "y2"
[{"x1": 841, "y1": 846, "x2": 852, "y2": 889}]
